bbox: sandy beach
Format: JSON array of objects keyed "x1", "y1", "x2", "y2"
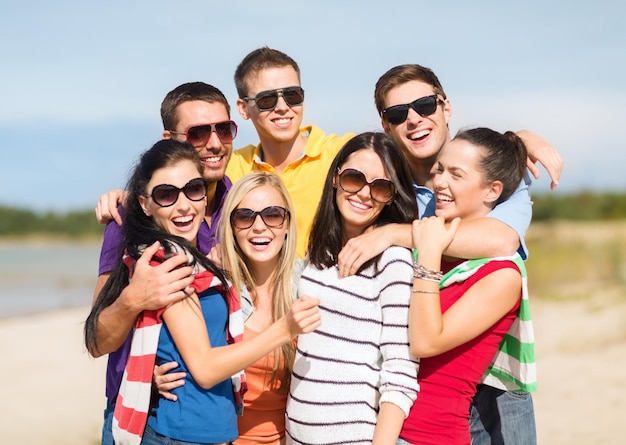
[
  {"x1": 0, "y1": 307, "x2": 106, "y2": 445},
  {"x1": 1, "y1": 292, "x2": 625, "y2": 445}
]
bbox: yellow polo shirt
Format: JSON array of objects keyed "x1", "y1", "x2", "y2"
[{"x1": 226, "y1": 125, "x2": 355, "y2": 257}]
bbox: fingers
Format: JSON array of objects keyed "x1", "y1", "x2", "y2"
[
  {"x1": 153, "y1": 363, "x2": 186, "y2": 401},
  {"x1": 448, "y1": 217, "x2": 461, "y2": 240},
  {"x1": 95, "y1": 190, "x2": 124, "y2": 225},
  {"x1": 207, "y1": 244, "x2": 223, "y2": 268},
  {"x1": 154, "y1": 361, "x2": 180, "y2": 377},
  {"x1": 291, "y1": 296, "x2": 321, "y2": 333},
  {"x1": 140, "y1": 241, "x2": 161, "y2": 262},
  {"x1": 338, "y1": 233, "x2": 387, "y2": 278},
  {"x1": 546, "y1": 153, "x2": 564, "y2": 190},
  {"x1": 127, "y1": 244, "x2": 195, "y2": 310},
  {"x1": 295, "y1": 295, "x2": 320, "y2": 310},
  {"x1": 337, "y1": 244, "x2": 363, "y2": 278},
  {"x1": 526, "y1": 158, "x2": 540, "y2": 180},
  {"x1": 111, "y1": 207, "x2": 123, "y2": 226}
]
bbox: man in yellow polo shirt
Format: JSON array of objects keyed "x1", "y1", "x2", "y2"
[{"x1": 227, "y1": 46, "x2": 354, "y2": 257}]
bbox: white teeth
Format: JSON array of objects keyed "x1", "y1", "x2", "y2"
[
  {"x1": 274, "y1": 118, "x2": 290, "y2": 125},
  {"x1": 436, "y1": 193, "x2": 453, "y2": 202},
  {"x1": 349, "y1": 200, "x2": 369, "y2": 210},
  {"x1": 410, "y1": 129, "x2": 431, "y2": 140},
  {"x1": 250, "y1": 237, "x2": 271, "y2": 245},
  {"x1": 203, "y1": 156, "x2": 222, "y2": 164},
  {"x1": 173, "y1": 216, "x2": 193, "y2": 224}
]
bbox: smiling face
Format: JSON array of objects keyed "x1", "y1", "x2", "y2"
[
  {"x1": 432, "y1": 139, "x2": 499, "y2": 222},
  {"x1": 139, "y1": 159, "x2": 207, "y2": 244},
  {"x1": 233, "y1": 184, "x2": 289, "y2": 271},
  {"x1": 335, "y1": 148, "x2": 390, "y2": 240},
  {"x1": 236, "y1": 65, "x2": 304, "y2": 145},
  {"x1": 381, "y1": 80, "x2": 452, "y2": 172},
  {"x1": 165, "y1": 100, "x2": 232, "y2": 184}
]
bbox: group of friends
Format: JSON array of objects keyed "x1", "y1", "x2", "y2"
[{"x1": 84, "y1": 46, "x2": 563, "y2": 445}]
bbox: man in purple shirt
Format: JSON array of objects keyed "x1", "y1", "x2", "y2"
[{"x1": 88, "y1": 82, "x2": 236, "y2": 445}]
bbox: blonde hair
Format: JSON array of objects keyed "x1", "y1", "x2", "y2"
[{"x1": 218, "y1": 172, "x2": 298, "y2": 391}]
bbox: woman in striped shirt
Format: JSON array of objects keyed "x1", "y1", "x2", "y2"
[{"x1": 285, "y1": 132, "x2": 420, "y2": 445}]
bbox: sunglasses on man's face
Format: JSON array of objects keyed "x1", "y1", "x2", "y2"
[
  {"x1": 336, "y1": 168, "x2": 396, "y2": 203},
  {"x1": 231, "y1": 206, "x2": 290, "y2": 229},
  {"x1": 243, "y1": 86, "x2": 305, "y2": 112},
  {"x1": 381, "y1": 94, "x2": 444, "y2": 125},
  {"x1": 169, "y1": 120, "x2": 238, "y2": 147},
  {"x1": 148, "y1": 177, "x2": 208, "y2": 207}
]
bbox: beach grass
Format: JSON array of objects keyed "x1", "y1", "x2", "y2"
[{"x1": 526, "y1": 220, "x2": 626, "y2": 302}]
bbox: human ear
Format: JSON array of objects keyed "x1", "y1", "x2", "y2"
[
  {"x1": 381, "y1": 116, "x2": 391, "y2": 135},
  {"x1": 485, "y1": 181, "x2": 503, "y2": 204},
  {"x1": 442, "y1": 98, "x2": 453, "y2": 126},
  {"x1": 139, "y1": 196, "x2": 151, "y2": 217},
  {"x1": 236, "y1": 98, "x2": 250, "y2": 120}
]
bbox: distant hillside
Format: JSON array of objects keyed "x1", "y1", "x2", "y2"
[
  {"x1": 532, "y1": 191, "x2": 626, "y2": 221},
  {"x1": 0, "y1": 206, "x2": 103, "y2": 238}
]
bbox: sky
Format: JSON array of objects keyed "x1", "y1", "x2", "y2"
[{"x1": 1, "y1": 1, "x2": 624, "y2": 212}]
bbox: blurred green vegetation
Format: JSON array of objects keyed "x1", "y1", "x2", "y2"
[
  {"x1": 532, "y1": 191, "x2": 626, "y2": 221},
  {"x1": 526, "y1": 221, "x2": 626, "y2": 301},
  {"x1": 5, "y1": 190, "x2": 625, "y2": 237},
  {"x1": 0, "y1": 206, "x2": 103, "y2": 238}
]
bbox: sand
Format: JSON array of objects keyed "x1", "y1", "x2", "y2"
[
  {"x1": 0, "y1": 307, "x2": 106, "y2": 445},
  {"x1": 1, "y1": 294, "x2": 625, "y2": 445}
]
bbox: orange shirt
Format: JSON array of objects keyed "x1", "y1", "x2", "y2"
[{"x1": 234, "y1": 325, "x2": 289, "y2": 445}]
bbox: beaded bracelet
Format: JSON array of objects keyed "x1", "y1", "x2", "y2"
[
  {"x1": 411, "y1": 288, "x2": 440, "y2": 294},
  {"x1": 413, "y1": 263, "x2": 443, "y2": 282}
]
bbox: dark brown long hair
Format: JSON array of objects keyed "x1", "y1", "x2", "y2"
[{"x1": 307, "y1": 132, "x2": 418, "y2": 272}]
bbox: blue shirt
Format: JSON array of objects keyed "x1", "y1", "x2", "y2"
[{"x1": 147, "y1": 288, "x2": 238, "y2": 443}]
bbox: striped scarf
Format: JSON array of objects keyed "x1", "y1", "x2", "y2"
[
  {"x1": 439, "y1": 254, "x2": 537, "y2": 392},
  {"x1": 112, "y1": 243, "x2": 246, "y2": 445}
]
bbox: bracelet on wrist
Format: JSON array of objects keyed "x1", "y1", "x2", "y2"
[
  {"x1": 413, "y1": 262, "x2": 443, "y2": 282},
  {"x1": 411, "y1": 288, "x2": 440, "y2": 294}
]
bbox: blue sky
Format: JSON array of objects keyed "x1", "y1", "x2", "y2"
[{"x1": 1, "y1": 1, "x2": 624, "y2": 212}]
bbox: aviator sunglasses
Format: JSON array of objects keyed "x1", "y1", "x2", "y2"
[
  {"x1": 381, "y1": 94, "x2": 444, "y2": 125},
  {"x1": 231, "y1": 206, "x2": 290, "y2": 229},
  {"x1": 336, "y1": 168, "x2": 396, "y2": 203},
  {"x1": 243, "y1": 86, "x2": 305, "y2": 112},
  {"x1": 147, "y1": 177, "x2": 208, "y2": 207},
  {"x1": 169, "y1": 120, "x2": 238, "y2": 147}
]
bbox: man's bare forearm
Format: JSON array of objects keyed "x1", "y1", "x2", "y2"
[
  {"x1": 442, "y1": 217, "x2": 518, "y2": 259},
  {"x1": 90, "y1": 284, "x2": 141, "y2": 357}
]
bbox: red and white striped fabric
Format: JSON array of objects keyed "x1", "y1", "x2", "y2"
[{"x1": 112, "y1": 244, "x2": 246, "y2": 445}]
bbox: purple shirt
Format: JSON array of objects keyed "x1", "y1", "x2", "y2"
[{"x1": 97, "y1": 176, "x2": 232, "y2": 403}]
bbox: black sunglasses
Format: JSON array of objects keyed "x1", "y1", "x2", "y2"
[
  {"x1": 243, "y1": 86, "x2": 305, "y2": 112},
  {"x1": 169, "y1": 120, "x2": 238, "y2": 147},
  {"x1": 336, "y1": 168, "x2": 396, "y2": 203},
  {"x1": 381, "y1": 94, "x2": 444, "y2": 125},
  {"x1": 231, "y1": 206, "x2": 290, "y2": 229},
  {"x1": 147, "y1": 177, "x2": 208, "y2": 208}
]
